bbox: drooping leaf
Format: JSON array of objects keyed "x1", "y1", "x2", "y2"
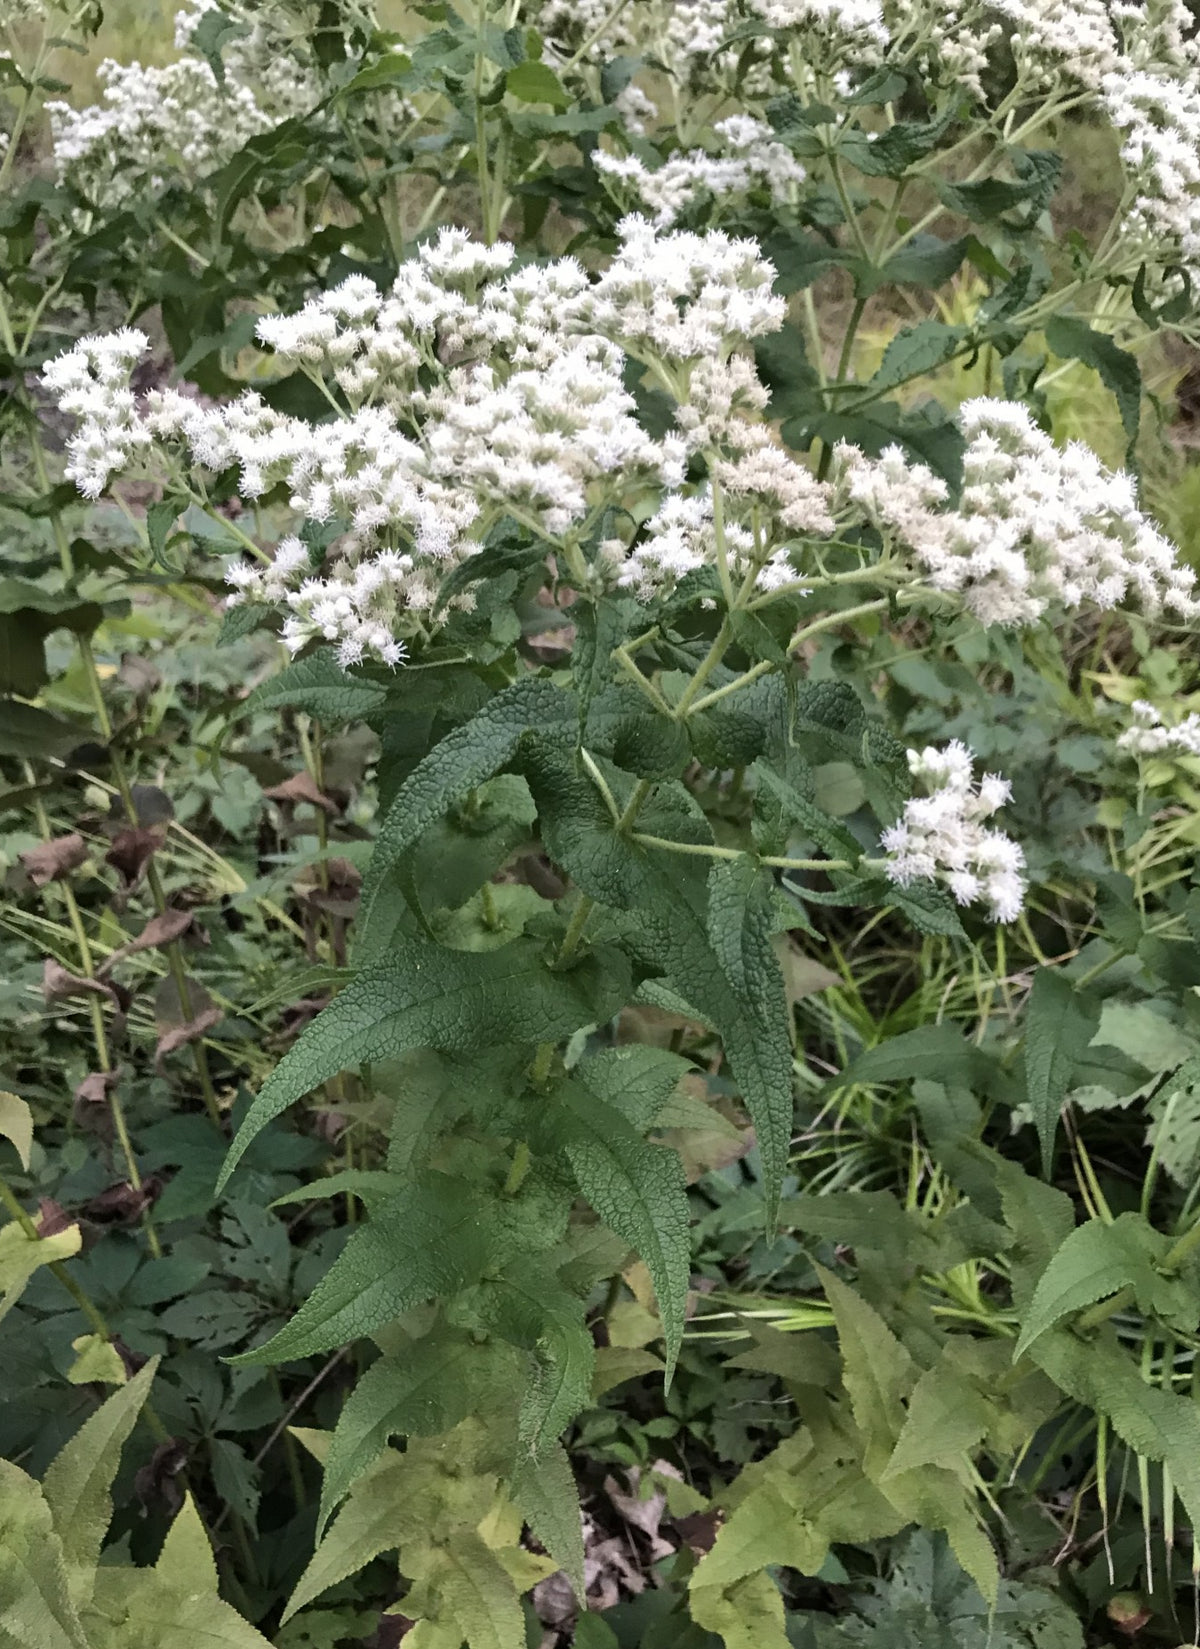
[
  {"x1": 218, "y1": 936, "x2": 629, "y2": 1189},
  {"x1": 239, "y1": 650, "x2": 388, "y2": 723},
  {"x1": 1014, "y1": 1212, "x2": 1187, "y2": 1357},
  {"x1": 1024, "y1": 969, "x2": 1100, "y2": 1176},
  {"x1": 690, "y1": 1571, "x2": 790, "y2": 1649},
  {"x1": 0, "y1": 1459, "x2": 88, "y2": 1649},
  {"x1": 0, "y1": 1220, "x2": 82, "y2": 1325},
  {"x1": 232, "y1": 1176, "x2": 494, "y2": 1364},
  {"x1": 0, "y1": 1092, "x2": 33, "y2": 1170},
  {"x1": 510, "y1": 1440, "x2": 584, "y2": 1603},
  {"x1": 42, "y1": 1358, "x2": 160, "y2": 1609},
  {"x1": 552, "y1": 1084, "x2": 690, "y2": 1378}
]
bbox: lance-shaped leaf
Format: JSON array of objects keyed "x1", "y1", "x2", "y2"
[
  {"x1": 360, "y1": 676, "x2": 577, "y2": 930},
  {"x1": 231, "y1": 1175, "x2": 493, "y2": 1364},
  {"x1": 551, "y1": 1083, "x2": 690, "y2": 1380},
  {"x1": 42, "y1": 1358, "x2": 159, "y2": 1609},
  {"x1": 218, "y1": 935, "x2": 630, "y2": 1190},
  {"x1": 1024, "y1": 968, "x2": 1101, "y2": 1176},
  {"x1": 238, "y1": 648, "x2": 388, "y2": 722},
  {"x1": 0, "y1": 1459, "x2": 88, "y2": 1649}
]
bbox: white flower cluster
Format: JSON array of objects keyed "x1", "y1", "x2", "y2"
[
  {"x1": 835, "y1": 398, "x2": 1200, "y2": 627},
  {"x1": 595, "y1": 116, "x2": 806, "y2": 227},
  {"x1": 45, "y1": 220, "x2": 811, "y2": 662},
  {"x1": 1118, "y1": 700, "x2": 1200, "y2": 759},
  {"x1": 881, "y1": 741, "x2": 1026, "y2": 923},
  {"x1": 45, "y1": 0, "x2": 325, "y2": 210}
]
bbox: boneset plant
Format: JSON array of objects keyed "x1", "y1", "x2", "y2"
[{"x1": 9, "y1": 0, "x2": 1200, "y2": 1644}]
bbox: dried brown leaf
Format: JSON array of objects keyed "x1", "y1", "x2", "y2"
[
  {"x1": 263, "y1": 771, "x2": 338, "y2": 813},
  {"x1": 155, "y1": 1006, "x2": 222, "y2": 1067},
  {"x1": 105, "y1": 826, "x2": 165, "y2": 891},
  {"x1": 43, "y1": 958, "x2": 118, "y2": 1007},
  {"x1": 101, "y1": 908, "x2": 195, "y2": 974},
  {"x1": 21, "y1": 833, "x2": 87, "y2": 887}
]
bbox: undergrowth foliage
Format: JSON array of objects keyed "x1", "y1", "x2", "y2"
[{"x1": 7, "y1": 1, "x2": 1200, "y2": 1646}]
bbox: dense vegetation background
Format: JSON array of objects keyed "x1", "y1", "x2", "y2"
[{"x1": 8, "y1": 3, "x2": 1200, "y2": 1647}]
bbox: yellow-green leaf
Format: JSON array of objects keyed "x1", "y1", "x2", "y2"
[{"x1": 0, "y1": 1091, "x2": 33, "y2": 1169}]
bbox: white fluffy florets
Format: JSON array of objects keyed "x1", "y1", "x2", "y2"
[
  {"x1": 836, "y1": 398, "x2": 1200, "y2": 626},
  {"x1": 882, "y1": 741, "x2": 1026, "y2": 923},
  {"x1": 44, "y1": 221, "x2": 799, "y2": 662},
  {"x1": 595, "y1": 117, "x2": 806, "y2": 227},
  {"x1": 1118, "y1": 699, "x2": 1200, "y2": 758}
]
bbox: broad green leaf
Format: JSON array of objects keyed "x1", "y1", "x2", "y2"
[
  {"x1": 690, "y1": 1571, "x2": 790, "y2": 1649},
  {"x1": 505, "y1": 60, "x2": 569, "y2": 106},
  {"x1": 319, "y1": 1328, "x2": 520, "y2": 1536},
  {"x1": 218, "y1": 936, "x2": 629, "y2": 1189},
  {"x1": 428, "y1": 1530, "x2": 527, "y2": 1649},
  {"x1": 574, "y1": 1047, "x2": 691, "y2": 1130},
  {"x1": 0, "y1": 1458, "x2": 88, "y2": 1649},
  {"x1": 43, "y1": 1357, "x2": 159, "y2": 1609},
  {"x1": 239, "y1": 650, "x2": 388, "y2": 723},
  {"x1": 1044, "y1": 314, "x2": 1141, "y2": 448},
  {"x1": 884, "y1": 1358, "x2": 992, "y2": 1478},
  {"x1": 1014, "y1": 1212, "x2": 1186, "y2": 1358},
  {"x1": 993, "y1": 1155, "x2": 1074, "y2": 1312},
  {"x1": 865, "y1": 320, "x2": 965, "y2": 395},
  {"x1": 360, "y1": 678, "x2": 576, "y2": 932},
  {"x1": 155, "y1": 1494, "x2": 218, "y2": 1597},
  {"x1": 511, "y1": 1441, "x2": 584, "y2": 1603},
  {"x1": 828, "y1": 1024, "x2": 994, "y2": 1095},
  {"x1": 1024, "y1": 969, "x2": 1101, "y2": 1176},
  {"x1": 1030, "y1": 1325, "x2": 1200, "y2": 1529},
  {"x1": 232, "y1": 1175, "x2": 493, "y2": 1364},
  {"x1": 66, "y1": 1334, "x2": 128, "y2": 1387},
  {"x1": 0, "y1": 1220, "x2": 82, "y2": 1325},
  {"x1": 554, "y1": 1085, "x2": 690, "y2": 1379},
  {"x1": 818, "y1": 1266, "x2": 913, "y2": 1478},
  {"x1": 284, "y1": 1456, "x2": 409, "y2": 1622},
  {"x1": 0, "y1": 1092, "x2": 32, "y2": 1169},
  {"x1": 84, "y1": 1564, "x2": 272, "y2": 1647}
]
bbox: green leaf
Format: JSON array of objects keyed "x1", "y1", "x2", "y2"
[
  {"x1": 1014, "y1": 1212, "x2": 1184, "y2": 1357},
  {"x1": 690, "y1": 1571, "x2": 790, "y2": 1649},
  {"x1": 155, "y1": 1495, "x2": 218, "y2": 1597},
  {"x1": 883, "y1": 1357, "x2": 993, "y2": 1478},
  {"x1": 218, "y1": 935, "x2": 629, "y2": 1189},
  {"x1": 866, "y1": 320, "x2": 965, "y2": 395},
  {"x1": 431, "y1": 1530, "x2": 528, "y2": 1649},
  {"x1": 0, "y1": 1459, "x2": 88, "y2": 1649},
  {"x1": 0, "y1": 701, "x2": 89, "y2": 759},
  {"x1": 0, "y1": 1220, "x2": 82, "y2": 1325},
  {"x1": 0, "y1": 1091, "x2": 33, "y2": 1169},
  {"x1": 1030, "y1": 1326, "x2": 1200, "y2": 1530},
  {"x1": 232, "y1": 1176, "x2": 494, "y2": 1364},
  {"x1": 505, "y1": 60, "x2": 569, "y2": 106},
  {"x1": 1024, "y1": 969, "x2": 1100, "y2": 1176},
  {"x1": 574, "y1": 1046, "x2": 692, "y2": 1130},
  {"x1": 1044, "y1": 314, "x2": 1141, "y2": 449},
  {"x1": 360, "y1": 677, "x2": 575, "y2": 932},
  {"x1": 828, "y1": 1024, "x2": 993, "y2": 1095},
  {"x1": 42, "y1": 1358, "x2": 160, "y2": 1609},
  {"x1": 510, "y1": 1441, "x2": 584, "y2": 1604},
  {"x1": 319, "y1": 1328, "x2": 518, "y2": 1536},
  {"x1": 554, "y1": 1084, "x2": 690, "y2": 1379},
  {"x1": 285, "y1": 1453, "x2": 408, "y2": 1624},
  {"x1": 819, "y1": 1266, "x2": 913, "y2": 1478},
  {"x1": 239, "y1": 650, "x2": 388, "y2": 723},
  {"x1": 85, "y1": 1564, "x2": 273, "y2": 1647}
]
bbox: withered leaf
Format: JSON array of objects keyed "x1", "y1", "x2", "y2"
[
  {"x1": 154, "y1": 976, "x2": 223, "y2": 1067},
  {"x1": 106, "y1": 826, "x2": 165, "y2": 891},
  {"x1": 43, "y1": 958, "x2": 119, "y2": 1006},
  {"x1": 73, "y1": 1070, "x2": 119, "y2": 1142},
  {"x1": 84, "y1": 1176, "x2": 164, "y2": 1224},
  {"x1": 36, "y1": 1198, "x2": 72, "y2": 1237},
  {"x1": 135, "y1": 1437, "x2": 188, "y2": 1516},
  {"x1": 101, "y1": 908, "x2": 196, "y2": 975},
  {"x1": 263, "y1": 771, "x2": 338, "y2": 813},
  {"x1": 21, "y1": 833, "x2": 87, "y2": 887}
]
